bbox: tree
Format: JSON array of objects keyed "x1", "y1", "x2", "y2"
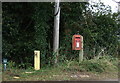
[{"x1": 2, "y1": 2, "x2": 119, "y2": 68}]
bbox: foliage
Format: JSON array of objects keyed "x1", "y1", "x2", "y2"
[
  {"x1": 7, "y1": 60, "x2": 16, "y2": 69},
  {"x1": 33, "y1": 3, "x2": 53, "y2": 65},
  {"x1": 2, "y1": 2, "x2": 119, "y2": 68},
  {"x1": 65, "y1": 56, "x2": 118, "y2": 73},
  {"x1": 2, "y1": 3, "x2": 35, "y2": 68}
]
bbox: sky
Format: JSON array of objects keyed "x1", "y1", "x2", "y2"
[{"x1": 89, "y1": 0, "x2": 120, "y2": 13}]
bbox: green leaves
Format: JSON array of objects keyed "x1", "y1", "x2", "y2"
[{"x1": 2, "y1": 2, "x2": 119, "y2": 68}]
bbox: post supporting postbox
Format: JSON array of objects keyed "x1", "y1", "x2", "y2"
[
  {"x1": 34, "y1": 50, "x2": 40, "y2": 70},
  {"x1": 79, "y1": 36, "x2": 83, "y2": 63}
]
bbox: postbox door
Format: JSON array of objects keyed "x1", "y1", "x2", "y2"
[
  {"x1": 75, "y1": 37, "x2": 80, "y2": 50},
  {"x1": 76, "y1": 40, "x2": 80, "y2": 48}
]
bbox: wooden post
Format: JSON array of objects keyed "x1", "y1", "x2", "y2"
[
  {"x1": 79, "y1": 36, "x2": 83, "y2": 63},
  {"x1": 53, "y1": 0, "x2": 60, "y2": 65},
  {"x1": 34, "y1": 50, "x2": 40, "y2": 70}
]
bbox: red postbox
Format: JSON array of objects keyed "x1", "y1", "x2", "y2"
[{"x1": 72, "y1": 35, "x2": 82, "y2": 50}]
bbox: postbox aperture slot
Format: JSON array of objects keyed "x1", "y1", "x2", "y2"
[{"x1": 75, "y1": 37, "x2": 80, "y2": 39}]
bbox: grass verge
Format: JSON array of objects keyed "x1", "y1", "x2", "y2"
[{"x1": 2, "y1": 56, "x2": 118, "y2": 81}]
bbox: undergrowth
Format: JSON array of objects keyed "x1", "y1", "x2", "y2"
[
  {"x1": 63, "y1": 56, "x2": 118, "y2": 73},
  {"x1": 6, "y1": 55, "x2": 118, "y2": 74}
]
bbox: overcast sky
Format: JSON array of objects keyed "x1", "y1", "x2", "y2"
[{"x1": 89, "y1": 0, "x2": 119, "y2": 13}]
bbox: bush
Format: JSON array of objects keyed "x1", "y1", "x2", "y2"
[
  {"x1": 64, "y1": 56, "x2": 118, "y2": 73},
  {"x1": 79, "y1": 60, "x2": 105, "y2": 73},
  {"x1": 7, "y1": 60, "x2": 16, "y2": 69}
]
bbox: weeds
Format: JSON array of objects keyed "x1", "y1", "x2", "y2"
[
  {"x1": 3, "y1": 55, "x2": 118, "y2": 81},
  {"x1": 64, "y1": 56, "x2": 118, "y2": 73}
]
